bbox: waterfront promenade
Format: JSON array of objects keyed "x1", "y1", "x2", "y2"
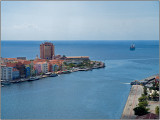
[{"x1": 121, "y1": 85, "x2": 143, "y2": 119}]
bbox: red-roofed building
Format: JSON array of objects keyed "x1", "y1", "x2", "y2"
[
  {"x1": 6, "y1": 62, "x2": 17, "y2": 67},
  {"x1": 49, "y1": 60, "x2": 64, "y2": 71},
  {"x1": 22, "y1": 60, "x2": 31, "y2": 65},
  {"x1": 155, "y1": 76, "x2": 159, "y2": 84},
  {"x1": 16, "y1": 62, "x2": 26, "y2": 78},
  {"x1": 12, "y1": 68, "x2": 20, "y2": 80}
]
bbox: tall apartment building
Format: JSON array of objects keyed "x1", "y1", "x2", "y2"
[{"x1": 40, "y1": 42, "x2": 55, "y2": 60}]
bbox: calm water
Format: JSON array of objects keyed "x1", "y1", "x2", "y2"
[{"x1": 1, "y1": 40, "x2": 159, "y2": 119}]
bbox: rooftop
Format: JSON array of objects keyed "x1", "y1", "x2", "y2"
[{"x1": 67, "y1": 56, "x2": 89, "y2": 59}]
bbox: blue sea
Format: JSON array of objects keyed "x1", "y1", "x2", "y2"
[{"x1": 1, "y1": 40, "x2": 159, "y2": 119}]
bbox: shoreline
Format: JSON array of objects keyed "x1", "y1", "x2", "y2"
[
  {"x1": 121, "y1": 74, "x2": 159, "y2": 119},
  {"x1": 1, "y1": 65, "x2": 105, "y2": 86},
  {"x1": 121, "y1": 85, "x2": 143, "y2": 119}
]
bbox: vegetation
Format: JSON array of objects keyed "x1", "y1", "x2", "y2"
[
  {"x1": 143, "y1": 86, "x2": 147, "y2": 95},
  {"x1": 138, "y1": 101, "x2": 148, "y2": 107},
  {"x1": 68, "y1": 63, "x2": 76, "y2": 68},
  {"x1": 155, "y1": 106, "x2": 159, "y2": 115},
  {"x1": 150, "y1": 82, "x2": 159, "y2": 91},
  {"x1": 138, "y1": 95, "x2": 147, "y2": 102},
  {"x1": 63, "y1": 60, "x2": 94, "y2": 69},
  {"x1": 134, "y1": 86, "x2": 150, "y2": 116},
  {"x1": 133, "y1": 106, "x2": 149, "y2": 116},
  {"x1": 40, "y1": 73, "x2": 44, "y2": 75},
  {"x1": 151, "y1": 91, "x2": 159, "y2": 101}
]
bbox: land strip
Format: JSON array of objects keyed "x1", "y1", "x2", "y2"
[{"x1": 121, "y1": 85, "x2": 143, "y2": 119}]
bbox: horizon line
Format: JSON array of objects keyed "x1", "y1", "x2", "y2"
[{"x1": 1, "y1": 40, "x2": 159, "y2": 41}]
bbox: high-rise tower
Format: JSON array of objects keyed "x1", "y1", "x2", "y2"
[{"x1": 40, "y1": 42, "x2": 55, "y2": 60}]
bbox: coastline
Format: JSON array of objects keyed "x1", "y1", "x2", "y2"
[
  {"x1": 121, "y1": 85, "x2": 143, "y2": 119},
  {"x1": 1, "y1": 64, "x2": 105, "y2": 86},
  {"x1": 121, "y1": 74, "x2": 159, "y2": 119}
]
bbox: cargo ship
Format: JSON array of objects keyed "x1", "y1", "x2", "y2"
[{"x1": 130, "y1": 44, "x2": 135, "y2": 50}]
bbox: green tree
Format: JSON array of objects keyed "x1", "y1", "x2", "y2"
[
  {"x1": 133, "y1": 106, "x2": 149, "y2": 116},
  {"x1": 63, "y1": 62, "x2": 67, "y2": 66},
  {"x1": 138, "y1": 101, "x2": 148, "y2": 107},
  {"x1": 143, "y1": 86, "x2": 148, "y2": 95},
  {"x1": 68, "y1": 63, "x2": 76, "y2": 68},
  {"x1": 138, "y1": 96, "x2": 147, "y2": 102},
  {"x1": 155, "y1": 106, "x2": 159, "y2": 115}
]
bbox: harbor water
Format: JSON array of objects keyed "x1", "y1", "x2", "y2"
[{"x1": 1, "y1": 40, "x2": 159, "y2": 119}]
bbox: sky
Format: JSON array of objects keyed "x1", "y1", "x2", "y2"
[{"x1": 1, "y1": 1, "x2": 159, "y2": 41}]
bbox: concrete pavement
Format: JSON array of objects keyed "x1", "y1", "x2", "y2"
[{"x1": 121, "y1": 85, "x2": 143, "y2": 119}]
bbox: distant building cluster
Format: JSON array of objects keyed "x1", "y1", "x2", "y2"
[
  {"x1": 0, "y1": 57, "x2": 64, "y2": 81},
  {"x1": 0, "y1": 42, "x2": 90, "y2": 81}
]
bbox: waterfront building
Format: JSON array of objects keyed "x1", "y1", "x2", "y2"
[
  {"x1": 40, "y1": 42, "x2": 55, "y2": 60},
  {"x1": 25, "y1": 64, "x2": 30, "y2": 78},
  {"x1": 49, "y1": 60, "x2": 64, "y2": 71},
  {"x1": 35, "y1": 62, "x2": 48, "y2": 74},
  {"x1": 1, "y1": 65, "x2": 13, "y2": 81},
  {"x1": 16, "y1": 62, "x2": 26, "y2": 78},
  {"x1": 17, "y1": 57, "x2": 26, "y2": 60},
  {"x1": 35, "y1": 63, "x2": 42, "y2": 74},
  {"x1": 30, "y1": 61, "x2": 35, "y2": 76},
  {"x1": 52, "y1": 64, "x2": 59, "y2": 72},
  {"x1": 41, "y1": 62, "x2": 48, "y2": 73},
  {"x1": 12, "y1": 68, "x2": 20, "y2": 80},
  {"x1": 48, "y1": 63, "x2": 52, "y2": 72}
]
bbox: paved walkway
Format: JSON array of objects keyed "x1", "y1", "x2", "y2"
[{"x1": 121, "y1": 85, "x2": 143, "y2": 119}]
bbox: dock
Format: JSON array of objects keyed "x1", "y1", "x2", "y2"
[
  {"x1": 139, "y1": 74, "x2": 158, "y2": 82},
  {"x1": 121, "y1": 85, "x2": 143, "y2": 119}
]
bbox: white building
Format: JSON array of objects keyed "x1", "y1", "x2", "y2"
[
  {"x1": 41, "y1": 62, "x2": 48, "y2": 73},
  {"x1": 36, "y1": 62, "x2": 48, "y2": 74},
  {"x1": 1, "y1": 66, "x2": 13, "y2": 81}
]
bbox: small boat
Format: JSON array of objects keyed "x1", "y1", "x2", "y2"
[
  {"x1": 42, "y1": 75, "x2": 48, "y2": 78},
  {"x1": 28, "y1": 77, "x2": 36, "y2": 81},
  {"x1": 130, "y1": 44, "x2": 135, "y2": 50},
  {"x1": 16, "y1": 80, "x2": 21, "y2": 83},
  {"x1": 35, "y1": 76, "x2": 40, "y2": 80},
  {"x1": 78, "y1": 68, "x2": 88, "y2": 71},
  {"x1": 49, "y1": 73, "x2": 58, "y2": 77},
  {"x1": 1, "y1": 81, "x2": 11, "y2": 85},
  {"x1": 62, "y1": 70, "x2": 71, "y2": 74}
]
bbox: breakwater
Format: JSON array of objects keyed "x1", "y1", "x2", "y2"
[{"x1": 121, "y1": 85, "x2": 143, "y2": 119}]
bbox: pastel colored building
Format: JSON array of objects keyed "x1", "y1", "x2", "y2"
[
  {"x1": 25, "y1": 65, "x2": 30, "y2": 78},
  {"x1": 12, "y1": 68, "x2": 20, "y2": 80},
  {"x1": 1, "y1": 65, "x2": 13, "y2": 81},
  {"x1": 16, "y1": 62, "x2": 26, "y2": 78},
  {"x1": 52, "y1": 64, "x2": 59, "y2": 72},
  {"x1": 41, "y1": 62, "x2": 48, "y2": 73},
  {"x1": 49, "y1": 60, "x2": 64, "y2": 71},
  {"x1": 35, "y1": 63, "x2": 42, "y2": 74}
]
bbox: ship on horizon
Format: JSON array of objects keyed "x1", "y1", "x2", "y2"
[{"x1": 130, "y1": 44, "x2": 135, "y2": 50}]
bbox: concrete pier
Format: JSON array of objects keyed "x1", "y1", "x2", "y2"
[{"x1": 121, "y1": 85, "x2": 143, "y2": 119}]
